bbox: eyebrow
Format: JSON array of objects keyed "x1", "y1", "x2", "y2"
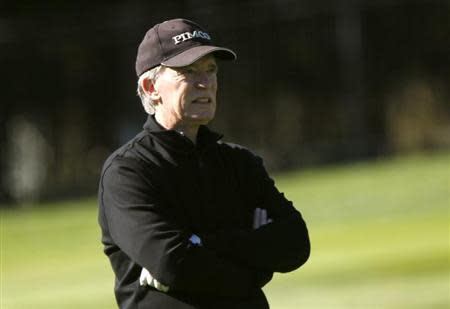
[{"x1": 182, "y1": 62, "x2": 218, "y2": 70}]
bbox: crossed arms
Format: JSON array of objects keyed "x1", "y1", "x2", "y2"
[
  {"x1": 101, "y1": 156, "x2": 310, "y2": 299},
  {"x1": 139, "y1": 208, "x2": 274, "y2": 292}
]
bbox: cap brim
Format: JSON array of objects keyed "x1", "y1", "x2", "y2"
[{"x1": 161, "y1": 45, "x2": 237, "y2": 67}]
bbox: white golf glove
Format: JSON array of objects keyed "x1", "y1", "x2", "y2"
[
  {"x1": 139, "y1": 234, "x2": 202, "y2": 292},
  {"x1": 139, "y1": 268, "x2": 170, "y2": 292}
]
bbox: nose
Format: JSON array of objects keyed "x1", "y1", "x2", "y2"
[{"x1": 194, "y1": 72, "x2": 213, "y2": 89}]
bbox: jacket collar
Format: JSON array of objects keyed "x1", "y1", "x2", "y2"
[{"x1": 143, "y1": 115, "x2": 223, "y2": 154}]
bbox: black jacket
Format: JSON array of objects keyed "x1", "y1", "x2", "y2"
[{"x1": 98, "y1": 115, "x2": 310, "y2": 309}]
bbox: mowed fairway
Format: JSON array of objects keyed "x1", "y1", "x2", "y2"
[{"x1": 2, "y1": 152, "x2": 449, "y2": 308}]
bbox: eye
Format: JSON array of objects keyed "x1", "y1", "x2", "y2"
[
  {"x1": 207, "y1": 66, "x2": 218, "y2": 74},
  {"x1": 181, "y1": 67, "x2": 196, "y2": 74},
  {"x1": 173, "y1": 67, "x2": 193, "y2": 77}
]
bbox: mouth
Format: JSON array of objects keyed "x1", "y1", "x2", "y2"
[{"x1": 192, "y1": 97, "x2": 212, "y2": 104}]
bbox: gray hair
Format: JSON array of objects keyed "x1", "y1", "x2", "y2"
[{"x1": 137, "y1": 65, "x2": 163, "y2": 114}]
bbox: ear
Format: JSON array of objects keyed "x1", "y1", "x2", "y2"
[{"x1": 142, "y1": 77, "x2": 161, "y2": 102}]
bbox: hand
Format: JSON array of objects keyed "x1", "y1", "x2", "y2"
[
  {"x1": 252, "y1": 208, "x2": 273, "y2": 230},
  {"x1": 139, "y1": 268, "x2": 170, "y2": 292},
  {"x1": 139, "y1": 233, "x2": 201, "y2": 292}
]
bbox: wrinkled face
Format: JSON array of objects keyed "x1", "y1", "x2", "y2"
[{"x1": 153, "y1": 54, "x2": 218, "y2": 127}]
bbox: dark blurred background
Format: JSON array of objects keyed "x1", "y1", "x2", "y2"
[{"x1": 1, "y1": 0, "x2": 449, "y2": 204}]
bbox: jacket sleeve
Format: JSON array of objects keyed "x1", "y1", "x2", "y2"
[
  {"x1": 100, "y1": 157, "x2": 263, "y2": 298},
  {"x1": 203, "y1": 152, "x2": 310, "y2": 273}
]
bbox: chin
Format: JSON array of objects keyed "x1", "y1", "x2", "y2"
[
  {"x1": 186, "y1": 113, "x2": 215, "y2": 124},
  {"x1": 190, "y1": 117, "x2": 213, "y2": 125}
]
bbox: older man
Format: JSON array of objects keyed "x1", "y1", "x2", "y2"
[{"x1": 98, "y1": 18, "x2": 310, "y2": 309}]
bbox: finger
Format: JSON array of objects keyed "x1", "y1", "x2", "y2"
[
  {"x1": 154, "y1": 279, "x2": 163, "y2": 290},
  {"x1": 157, "y1": 280, "x2": 170, "y2": 292},
  {"x1": 146, "y1": 273, "x2": 154, "y2": 286},
  {"x1": 158, "y1": 282, "x2": 169, "y2": 293},
  {"x1": 160, "y1": 284, "x2": 170, "y2": 293},
  {"x1": 140, "y1": 268, "x2": 150, "y2": 286},
  {"x1": 260, "y1": 209, "x2": 267, "y2": 226},
  {"x1": 140, "y1": 273, "x2": 147, "y2": 286},
  {"x1": 253, "y1": 208, "x2": 261, "y2": 229}
]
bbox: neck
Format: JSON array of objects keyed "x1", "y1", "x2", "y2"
[
  {"x1": 155, "y1": 113, "x2": 199, "y2": 144},
  {"x1": 173, "y1": 124, "x2": 199, "y2": 144}
]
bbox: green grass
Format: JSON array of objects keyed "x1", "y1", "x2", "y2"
[{"x1": 2, "y1": 151, "x2": 449, "y2": 308}]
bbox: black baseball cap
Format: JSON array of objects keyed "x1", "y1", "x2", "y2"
[{"x1": 135, "y1": 18, "x2": 237, "y2": 76}]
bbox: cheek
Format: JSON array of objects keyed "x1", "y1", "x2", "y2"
[
  {"x1": 172, "y1": 86, "x2": 192, "y2": 115},
  {"x1": 156, "y1": 83, "x2": 172, "y2": 103},
  {"x1": 159, "y1": 82, "x2": 188, "y2": 108},
  {"x1": 177, "y1": 86, "x2": 191, "y2": 105},
  {"x1": 212, "y1": 78, "x2": 218, "y2": 92}
]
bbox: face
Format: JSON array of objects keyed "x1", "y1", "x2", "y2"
[{"x1": 151, "y1": 54, "x2": 218, "y2": 128}]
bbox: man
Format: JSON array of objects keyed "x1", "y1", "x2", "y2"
[{"x1": 98, "y1": 18, "x2": 310, "y2": 309}]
